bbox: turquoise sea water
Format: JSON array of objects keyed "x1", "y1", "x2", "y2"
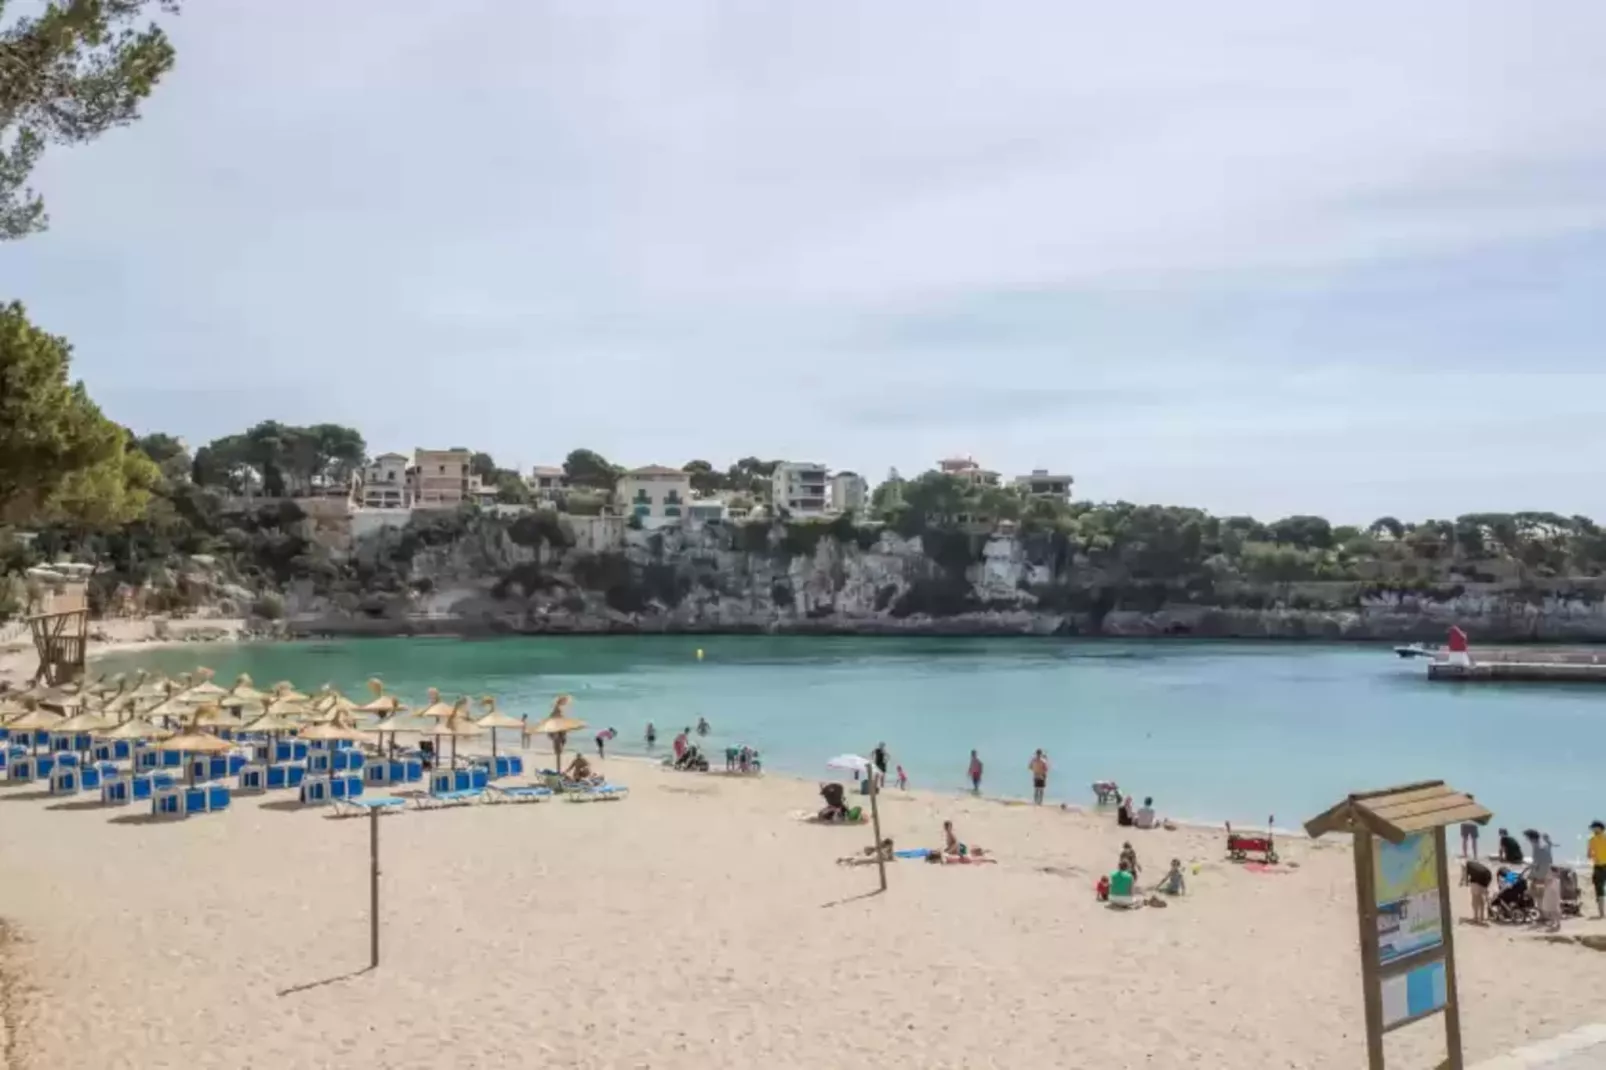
[{"x1": 97, "y1": 637, "x2": 1604, "y2": 852}]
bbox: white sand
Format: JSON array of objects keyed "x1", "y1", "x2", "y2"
[{"x1": 2, "y1": 744, "x2": 1605, "y2": 1069}]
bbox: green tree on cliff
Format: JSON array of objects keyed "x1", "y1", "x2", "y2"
[
  {"x1": 1, "y1": 0, "x2": 182, "y2": 239},
  {"x1": 0, "y1": 301, "x2": 158, "y2": 528}
]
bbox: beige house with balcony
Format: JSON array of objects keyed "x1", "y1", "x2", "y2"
[
  {"x1": 938, "y1": 455, "x2": 1000, "y2": 488},
  {"x1": 410, "y1": 448, "x2": 474, "y2": 508},
  {"x1": 527, "y1": 465, "x2": 568, "y2": 501},
  {"x1": 615, "y1": 465, "x2": 692, "y2": 526},
  {"x1": 358, "y1": 452, "x2": 411, "y2": 509}
]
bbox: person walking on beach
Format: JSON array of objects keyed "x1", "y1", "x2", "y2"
[
  {"x1": 1526, "y1": 829, "x2": 1560, "y2": 932},
  {"x1": 968, "y1": 750, "x2": 983, "y2": 795},
  {"x1": 1460, "y1": 796, "x2": 1480, "y2": 859},
  {"x1": 895, "y1": 764, "x2": 908, "y2": 791},
  {"x1": 521, "y1": 713, "x2": 530, "y2": 749},
  {"x1": 1588, "y1": 820, "x2": 1606, "y2": 920},
  {"x1": 871, "y1": 741, "x2": 889, "y2": 788},
  {"x1": 1028, "y1": 749, "x2": 1049, "y2": 805}
]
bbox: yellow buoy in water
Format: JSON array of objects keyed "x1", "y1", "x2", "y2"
[{"x1": 696, "y1": 648, "x2": 704, "y2": 661}]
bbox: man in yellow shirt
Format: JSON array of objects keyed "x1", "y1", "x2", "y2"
[{"x1": 1588, "y1": 820, "x2": 1606, "y2": 920}]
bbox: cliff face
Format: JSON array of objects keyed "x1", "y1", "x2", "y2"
[{"x1": 276, "y1": 514, "x2": 1606, "y2": 642}]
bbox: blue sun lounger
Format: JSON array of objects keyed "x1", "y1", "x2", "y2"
[
  {"x1": 410, "y1": 787, "x2": 485, "y2": 810},
  {"x1": 330, "y1": 795, "x2": 407, "y2": 817},
  {"x1": 563, "y1": 783, "x2": 630, "y2": 803},
  {"x1": 487, "y1": 784, "x2": 553, "y2": 804}
]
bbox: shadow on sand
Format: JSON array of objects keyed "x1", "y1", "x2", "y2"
[{"x1": 278, "y1": 966, "x2": 374, "y2": 997}]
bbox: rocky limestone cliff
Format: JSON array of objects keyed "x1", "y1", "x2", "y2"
[{"x1": 273, "y1": 513, "x2": 1606, "y2": 642}]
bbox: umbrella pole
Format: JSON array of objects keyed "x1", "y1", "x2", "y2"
[
  {"x1": 369, "y1": 806, "x2": 381, "y2": 970},
  {"x1": 869, "y1": 773, "x2": 888, "y2": 893}
]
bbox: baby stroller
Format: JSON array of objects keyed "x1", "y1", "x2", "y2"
[
  {"x1": 1557, "y1": 866, "x2": 1583, "y2": 918},
  {"x1": 1489, "y1": 868, "x2": 1538, "y2": 925}
]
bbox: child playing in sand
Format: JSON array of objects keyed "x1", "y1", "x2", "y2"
[
  {"x1": 1156, "y1": 859, "x2": 1186, "y2": 896},
  {"x1": 1119, "y1": 841, "x2": 1141, "y2": 878}
]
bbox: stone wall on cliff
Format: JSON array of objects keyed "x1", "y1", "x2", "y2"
[{"x1": 275, "y1": 514, "x2": 1606, "y2": 641}]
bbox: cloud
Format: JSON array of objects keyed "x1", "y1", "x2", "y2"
[{"x1": 1, "y1": 0, "x2": 1604, "y2": 520}]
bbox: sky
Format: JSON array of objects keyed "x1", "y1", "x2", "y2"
[{"x1": 3, "y1": 0, "x2": 1606, "y2": 524}]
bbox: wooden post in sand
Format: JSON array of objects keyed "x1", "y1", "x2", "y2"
[
  {"x1": 1305, "y1": 781, "x2": 1487, "y2": 1070},
  {"x1": 868, "y1": 768, "x2": 887, "y2": 892},
  {"x1": 369, "y1": 807, "x2": 381, "y2": 969}
]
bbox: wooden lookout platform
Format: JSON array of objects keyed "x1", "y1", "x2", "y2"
[{"x1": 27, "y1": 608, "x2": 89, "y2": 687}]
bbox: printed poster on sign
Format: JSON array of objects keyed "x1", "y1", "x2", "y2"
[{"x1": 1373, "y1": 832, "x2": 1443, "y2": 964}]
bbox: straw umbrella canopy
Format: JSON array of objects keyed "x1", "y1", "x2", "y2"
[
  {"x1": 96, "y1": 717, "x2": 171, "y2": 743},
  {"x1": 428, "y1": 703, "x2": 484, "y2": 769},
  {"x1": 177, "y1": 668, "x2": 229, "y2": 700},
  {"x1": 0, "y1": 693, "x2": 31, "y2": 719},
  {"x1": 355, "y1": 694, "x2": 405, "y2": 715},
  {"x1": 127, "y1": 672, "x2": 172, "y2": 700},
  {"x1": 188, "y1": 704, "x2": 239, "y2": 732},
  {"x1": 473, "y1": 696, "x2": 524, "y2": 759},
  {"x1": 4, "y1": 707, "x2": 63, "y2": 754},
  {"x1": 238, "y1": 709, "x2": 303, "y2": 765},
  {"x1": 369, "y1": 706, "x2": 425, "y2": 757},
  {"x1": 529, "y1": 695, "x2": 586, "y2": 775},
  {"x1": 54, "y1": 708, "x2": 114, "y2": 765},
  {"x1": 218, "y1": 673, "x2": 271, "y2": 708},
  {"x1": 298, "y1": 715, "x2": 374, "y2": 775},
  {"x1": 414, "y1": 687, "x2": 456, "y2": 720},
  {"x1": 156, "y1": 715, "x2": 235, "y2": 784},
  {"x1": 270, "y1": 681, "x2": 310, "y2": 703}
]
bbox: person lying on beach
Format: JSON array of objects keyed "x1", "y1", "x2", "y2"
[
  {"x1": 837, "y1": 839, "x2": 895, "y2": 865},
  {"x1": 1155, "y1": 858, "x2": 1186, "y2": 896}
]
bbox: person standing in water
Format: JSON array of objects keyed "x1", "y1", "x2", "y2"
[
  {"x1": 1028, "y1": 749, "x2": 1050, "y2": 805},
  {"x1": 645, "y1": 722, "x2": 657, "y2": 749},
  {"x1": 696, "y1": 717, "x2": 710, "y2": 736},
  {"x1": 968, "y1": 750, "x2": 984, "y2": 794}
]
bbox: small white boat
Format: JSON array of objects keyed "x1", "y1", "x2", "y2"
[{"x1": 1394, "y1": 643, "x2": 1438, "y2": 659}]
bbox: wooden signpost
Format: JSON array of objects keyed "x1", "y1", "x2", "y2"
[{"x1": 1305, "y1": 781, "x2": 1490, "y2": 1070}]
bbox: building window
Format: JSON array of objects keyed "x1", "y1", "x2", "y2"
[
  {"x1": 633, "y1": 504, "x2": 651, "y2": 518},
  {"x1": 665, "y1": 490, "x2": 683, "y2": 505},
  {"x1": 664, "y1": 506, "x2": 681, "y2": 518},
  {"x1": 632, "y1": 490, "x2": 650, "y2": 504}
]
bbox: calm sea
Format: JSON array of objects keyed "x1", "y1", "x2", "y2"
[{"x1": 96, "y1": 636, "x2": 1603, "y2": 855}]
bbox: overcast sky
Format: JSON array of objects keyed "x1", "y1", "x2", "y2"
[{"x1": 3, "y1": 1, "x2": 1605, "y2": 523}]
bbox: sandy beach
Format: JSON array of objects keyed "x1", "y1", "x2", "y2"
[
  {"x1": 0, "y1": 617, "x2": 247, "y2": 692},
  {"x1": 2, "y1": 728, "x2": 1606, "y2": 1069}
]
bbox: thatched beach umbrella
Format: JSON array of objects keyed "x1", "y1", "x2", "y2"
[
  {"x1": 473, "y1": 697, "x2": 524, "y2": 760},
  {"x1": 128, "y1": 672, "x2": 172, "y2": 701},
  {"x1": 415, "y1": 688, "x2": 455, "y2": 720},
  {"x1": 529, "y1": 695, "x2": 586, "y2": 775},
  {"x1": 178, "y1": 668, "x2": 229, "y2": 700},
  {"x1": 156, "y1": 717, "x2": 235, "y2": 785},
  {"x1": 4, "y1": 707, "x2": 63, "y2": 754},
  {"x1": 95, "y1": 715, "x2": 171, "y2": 778},
  {"x1": 299, "y1": 715, "x2": 373, "y2": 779},
  {"x1": 240, "y1": 709, "x2": 306, "y2": 766},
  {"x1": 219, "y1": 673, "x2": 270, "y2": 708},
  {"x1": 54, "y1": 708, "x2": 113, "y2": 765},
  {"x1": 429, "y1": 702, "x2": 484, "y2": 769},
  {"x1": 271, "y1": 681, "x2": 310, "y2": 703}
]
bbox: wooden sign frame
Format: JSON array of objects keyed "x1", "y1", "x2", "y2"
[{"x1": 1306, "y1": 781, "x2": 1490, "y2": 1070}]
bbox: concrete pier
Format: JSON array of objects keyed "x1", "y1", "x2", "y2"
[{"x1": 1426, "y1": 646, "x2": 1606, "y2": 683}]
